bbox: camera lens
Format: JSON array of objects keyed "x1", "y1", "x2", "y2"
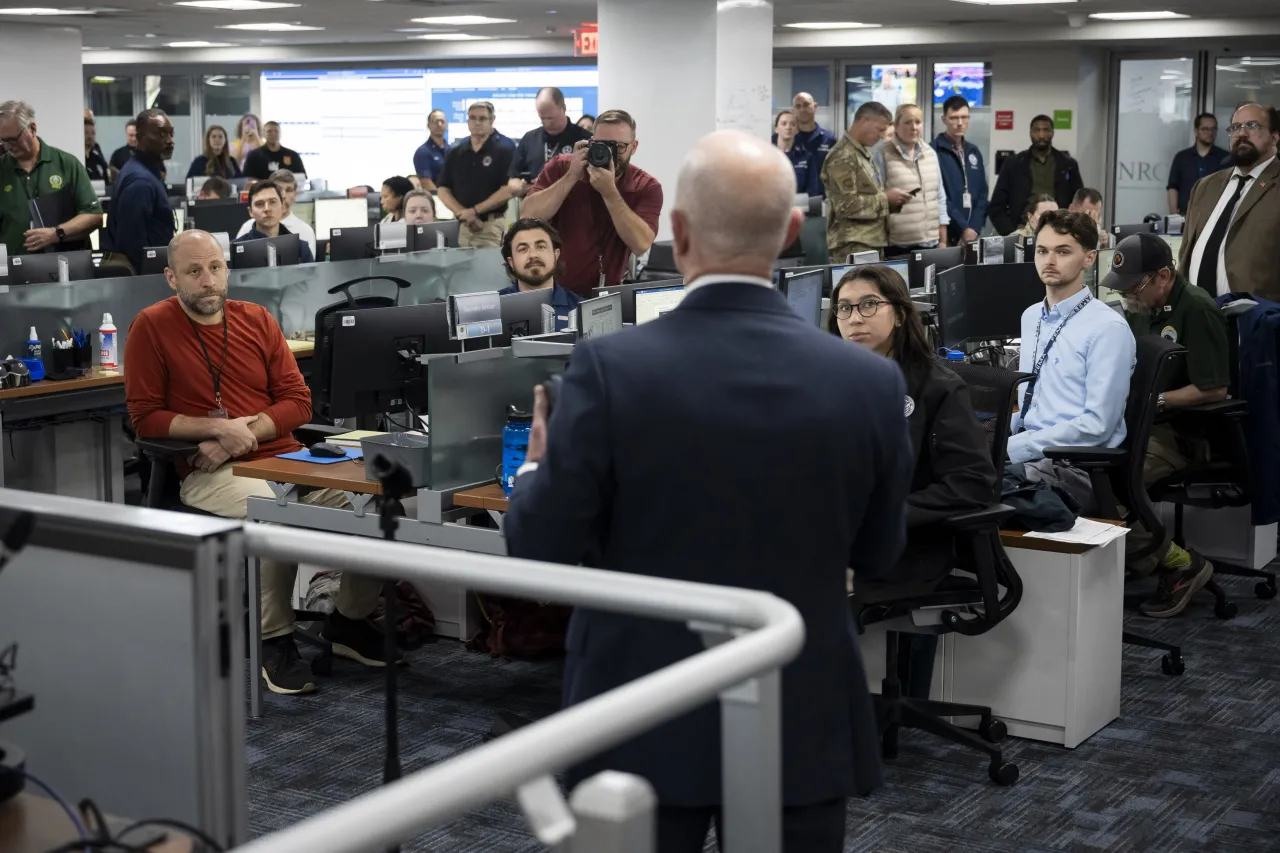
[{"x1": 587, "y1": 140, "x2": 613, "y2": 169}]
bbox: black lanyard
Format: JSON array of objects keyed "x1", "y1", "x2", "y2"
[
  {"x1": 1019, "y1": 293, "x2": 1092, "y2": 420},
  {"x1": 186, "y1": 313, "x2": 230, "y2": 410}
]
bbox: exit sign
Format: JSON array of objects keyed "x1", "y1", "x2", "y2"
[{"x1": 574, "y1": 28, "x2": 598, "y2": 57}]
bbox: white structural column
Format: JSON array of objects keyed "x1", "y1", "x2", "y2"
[
  {"x1": 715, "y1": 0, "x2": 775, "y2": 140},
  {"x1": 598, "y1": 0, "x2": 773, "y2": 239},
  {"x1": 0, "y1": 24, "x2": 84, "y2": 158}
]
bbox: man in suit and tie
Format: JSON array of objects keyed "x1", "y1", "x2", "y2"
[
  {"x1": 1180, "y1": 102, "x2": 1280, "y2": 302},
  {"x1": 504, "y1": 130, "x2": 914, "y2": 852}
]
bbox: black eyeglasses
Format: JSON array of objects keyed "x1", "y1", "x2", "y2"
[{"x1": 834, "y1": 298, "x2": 890, "y2": 319}]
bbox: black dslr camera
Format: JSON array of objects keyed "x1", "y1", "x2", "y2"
[{"x1": 587, "y1": 139, "x2": 619, "y2": 169}]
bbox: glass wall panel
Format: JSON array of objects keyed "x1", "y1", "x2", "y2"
[
  {"x1": 145, "y1": 75, "x2": 193, "y2": 182},
  {"x1": 86, "y1": 74, "x2": 135, "y2": 175},
  {"x1": 203, "y1": 74, "x2": 253, "y2": 163},
  {"x1": 1113, "y1": 57, "x2": 1193, "y2": 225},
  {"x1": 772, "y1": 66, "x2": 835, "y2": 134},
  {"x1": 1213, "y1": 56, "x2": 1280, "y2": 150}
]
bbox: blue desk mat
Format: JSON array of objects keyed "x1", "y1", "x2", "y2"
[{"x1": 276, "y1": 447, "x2": 364, "y2": 464}]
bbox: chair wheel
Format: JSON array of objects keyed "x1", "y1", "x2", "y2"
[
  {"x1": 979, "y1": 718, "x2": 1007, "y2": 744},
  {"x1": 1161, "y1": 654, "x2": 1185, "y2": 676},
  {"x1": 988, "y1": 761, "x2": 1019, "y2": 786},
  {"x1": 1255, "y1": 581, "x2": 1277, "y2": 600},
  {"x1": 1215, "y1": 600, "x2": 1238, "y2": 620},
  {"x1": 311, "y1": 653, "x2": 333, "y2": 677}
]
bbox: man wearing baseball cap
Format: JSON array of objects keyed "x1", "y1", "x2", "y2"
[{"x1": 1105, "y1": 231, "x2": 1230, "y2": 617}]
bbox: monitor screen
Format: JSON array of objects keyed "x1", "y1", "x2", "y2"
[
  {"x1": 830, "y1": 265, "x2": 854, "y2": 284},
  {"x1": 634, "y1": 285, "x2": 686, "y2": 324},
  {"x1": 933, "y1": 62, "x2": 989, "y2": 108},
  {"x1": 831, "y1": 259, "x2": 910, "y2": 288},
  {"x1": 314, "y1": 197, "x2": 370, "y2": 241},
  {"x1": 783, "y1": 270, "x2": 823, "y2": 327}
]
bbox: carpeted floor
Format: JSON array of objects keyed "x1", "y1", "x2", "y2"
[{"x1": 245, "y1": 573, "x2": 1280, "y2": 852}]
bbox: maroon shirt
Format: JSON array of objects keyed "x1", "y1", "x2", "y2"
[{"x1": 528, "y1": 155, "x2": 663, "y2": 296}]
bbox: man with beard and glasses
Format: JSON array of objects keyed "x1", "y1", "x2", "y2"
[
  {"x1": 989, "y1": 114, "x2": 1084, "y2": 236},
  {"x1": 125, "y1": 230, "x2": 397, "y2": 697},
  {"x1": 1181, "y1": 103, "x2": 1280, "y2": 301},
  {"x1": 1007, "y1": 209, "x2": 1135, "y2": 514},
  {"x1": 498, "y1": 218, "x2": 581, "y2": 331},
  {"x1": 520, "y1": 109, "x2": 663, "y2": 296}
]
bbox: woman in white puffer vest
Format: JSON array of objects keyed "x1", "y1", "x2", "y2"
[{"x1": 872, "y1": 104, "x2": 950, "y2": 259}]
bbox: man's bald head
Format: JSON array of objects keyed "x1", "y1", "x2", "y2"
[
  {"x1": 166, "y1": 230, "x2": 229, "y2": 320},
  {"x1": 535, "y1": 87, "x2": 568, "y2": 134},
  {"x1": 791, "y1": 92, "x2": 818, "y2": 130},
  {"x1": 672, "y1": 130, "x2": 801, "y2": 279}
]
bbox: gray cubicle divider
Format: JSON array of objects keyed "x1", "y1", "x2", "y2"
[
  {"x1": 0, "y1": 489, "x2": 247, "y2": 848},
  {"x1": 0, "y1": 247, "x2": 510, "y2": 367}
]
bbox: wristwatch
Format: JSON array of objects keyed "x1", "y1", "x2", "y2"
[
  {"x1": 1156, "y1": 392, "x2": 1167, "y2": 414},
  {"x1": 54, "y1": 226, "x2": 66, "y2": 242}
]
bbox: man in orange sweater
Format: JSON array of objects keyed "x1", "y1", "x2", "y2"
[{"x1": 126, "y1": 229, "x2": 393, "y2": 696}]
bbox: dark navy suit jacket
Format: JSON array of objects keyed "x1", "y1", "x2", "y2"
[{"x1": 504, "y1": 280, "x2": 913, "y2": 807}]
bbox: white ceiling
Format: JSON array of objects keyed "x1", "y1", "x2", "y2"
[{"x1": 1, "y1": 0, "x2": 1277, "y2": 51}]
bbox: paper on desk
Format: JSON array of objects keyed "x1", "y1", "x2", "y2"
[{"x1": 1023, "y1": 517, "x2": 1129, "y2": 547}]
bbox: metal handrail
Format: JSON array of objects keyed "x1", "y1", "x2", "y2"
[{"x1": 233, "y1": 524, "x2": 805, "y2": 853}]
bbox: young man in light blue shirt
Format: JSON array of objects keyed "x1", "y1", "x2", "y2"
[{"x1": 1009, "y1": 209, "x2": 1136, "y2": 512}]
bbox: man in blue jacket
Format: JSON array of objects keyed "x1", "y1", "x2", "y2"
[
  {"x1": 104, "y1": 108, "x2": 176, "y2": 273},
  {"x1": 933, "y1": 95, "x2": 989, "y2": 246},
  {"x1": 504, "y1": 129, "x2": 913, "y2": 852}
]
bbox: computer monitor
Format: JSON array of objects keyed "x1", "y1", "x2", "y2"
[
  {"x1": 830, "y1": 259, "x2": 911, "y2": 290},
  {"x1": 634, "y1": 284, "x2": 686, "y2": 324},
  {"x1": 8, "y1": 250, "x2": 95, "y2": 285},
  {"x1": 140, "y1": 246, "x2": 169, "y2": 276},
  {"x1": 406, "y1": 221, "x2": 462, "y2": 252},
  {"x1": 592, "y1": 279, "x2": 684, "y2": 324},
  {"x1": 937, "y1": 263, "x2": 1043, "y2": 348},
  {"x1": 230, "y1": 232, "x2": 302, "y2": 269},
  {"x1": 188, "y1": 199, "x2": 250, "y2": 237},
  {"x1": 377, "y1": 220, "x2": 408, "y2": 251},
  {"x1": 1111, "y1": 222, "x2": 1157, "y2": 243},
  {"x1": 908, "y1": 246, "x2": 964, "y2": 289},
  {"x1": 780, "y1": 269, "x2": 823, "y2": 327},
  {"x1": 327, "y1": 301, "x2": 460, "y2": 419},
  {"x1": 328, "y1": 226, "x2": 378, "y2": 262},
  {"x1": 314, "y1": 197, "x2": 371, "y2": 241},
  {"x1": 493, "y1": 288, "x2": 556, "y2": 345},
  {"x1": 1160, "y1": 234, "x2": 1182, "y2": 259}
]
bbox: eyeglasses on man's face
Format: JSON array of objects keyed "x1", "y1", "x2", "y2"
[
  {"x1": 835, "y1": 298, "x2": 890, "y2": 319},
  {"x1": 1227, "y1": 121, "x2": 1268, "y2": 136}
]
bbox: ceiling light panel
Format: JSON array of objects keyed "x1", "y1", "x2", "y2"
[
  {"x1": 174, "y1": 0, "x2": 299, "y2": 9},
  {"x1": 217, "y1": 21, "x2": 323, "y2": 30},
  {"x1": 409, "y1": 16, "x2": 516, "y2": 25}
]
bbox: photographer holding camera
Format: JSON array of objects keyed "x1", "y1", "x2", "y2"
[{"x1": 520, "y1": 109, "x2": 662, "y2": 296}]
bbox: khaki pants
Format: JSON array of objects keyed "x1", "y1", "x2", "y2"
[
  {"x1": 458, "y1": 217, "x2": 507, "y2": 249},
  {"x1": 1126, "y1": 423, "x2": 1207, "y2": 575},
  {"x1": 180, "y1": 465, "x2": 382, "y2": 639},
  {"x1": 828, "y1": 242, "x2": 883, "y2": 265}
]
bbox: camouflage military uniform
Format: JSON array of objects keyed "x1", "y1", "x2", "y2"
[{"x1": 821, "y1": 133, "x2": 889, "y2": 261}]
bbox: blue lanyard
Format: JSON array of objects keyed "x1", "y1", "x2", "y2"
[{"x1": 1019, "y1": 294, "x2": 1092, "y2": 420}]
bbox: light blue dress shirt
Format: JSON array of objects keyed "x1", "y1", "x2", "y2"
[{"x1": 1007, "y1": 286, "x2": 1136, "y2": 465}]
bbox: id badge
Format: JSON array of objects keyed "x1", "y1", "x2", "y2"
[
  {"x1": 208, "y1": 408, "x2": 228, "y2": 419},
  {"x1": 962, "y1": 192, "x2": 973, "y2": 210},
  {"x1": 598, "y1": 270, "x2": 606, "y2": 289}
]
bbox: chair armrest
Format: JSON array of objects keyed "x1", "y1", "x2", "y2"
[
  {"x1": 1042, "y1": 446, "x2": 1128, "y2": 469},
  {"x1": 944, "y1": 503, "x2": 1016, "y2": 530},
  {"x1": 135, "y1": 437, "x2": 200, "y2": 459},
  {"x1": 292, "y1": 423, "x2": 346, "y2": 445},
  {"x1": 1169, "y1": 399, "x2": 1248, "y2": 421}
]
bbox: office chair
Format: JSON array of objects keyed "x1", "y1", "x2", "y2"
[
  {"x1": 1148, "y1": 311, "x2": 1275, "y2": 601},
  {"x1": 311, "y1": 276, "x2": 410, "y2": 423},
  {"x1": 851, "y1": 360, "x2": 1027, "y2": 786},
  {"x1": 1045, "y1": 336, "x2": 1233, "y2": 677}
]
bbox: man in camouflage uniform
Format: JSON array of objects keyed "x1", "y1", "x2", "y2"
[{"x1": 821, "y1": 101, "x2": 910, "y2": 262}]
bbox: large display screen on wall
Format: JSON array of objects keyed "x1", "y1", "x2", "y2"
[
  {"x1": 933, "y1": 63, "x2": 989, "y2": 109},
  {"x1": 260, "y1": 65, "x2": 598, "y2": 192}
]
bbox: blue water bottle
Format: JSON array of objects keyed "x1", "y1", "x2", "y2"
[{"x1": 500, "y1": 406, "x2": 533, "y2": 494}]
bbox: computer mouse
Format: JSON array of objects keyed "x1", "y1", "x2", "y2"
[{"x1": 309, "y1": 442, "x2": 346, "y2": 459}]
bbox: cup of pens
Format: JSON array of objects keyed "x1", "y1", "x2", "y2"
[
  {"x1": 69, "y1": 327, "x2": 92, "y2": 372},
  {"x1": 47, "y1": 328, "x2": 86, "y2": 379}
]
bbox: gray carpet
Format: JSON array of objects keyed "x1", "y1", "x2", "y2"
[{"x1": 245, "y1": 573, "x2": 1280, "y2": 852}]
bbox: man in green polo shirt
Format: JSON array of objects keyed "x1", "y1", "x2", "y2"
[
  {"x1": 1103, "y1": 231, "x2": 1231, "y2": 618},
  {"x1": 0, "y1": 100, "x2": 103, "y2": 257}
]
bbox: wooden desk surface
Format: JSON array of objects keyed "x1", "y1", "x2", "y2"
[
  {"x1": 453, "y1": 483, "x2": 509, "y2": 512},
  {"x1": 0, "y1": 793, "x2": 191, "y2": 853},
  {"x1": 286, "y1": 339, "x2": 315, "y2": 357},
  {"x1": 233, "y1": 456, "x2": 381, "y2": 495},
  {"x1": 1000, "y1": 520, "x2": 1125, "y2": 556},
  {"x1": 0, "y1": 368, "x2": 123, "y2": 401}
]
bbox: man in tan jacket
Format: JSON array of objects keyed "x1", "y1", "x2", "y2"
[{"x1": 1180, "y1": 102, "x2": 1280, "y2": 302}]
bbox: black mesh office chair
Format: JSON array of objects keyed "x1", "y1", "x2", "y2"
[
  {"x1": 1148, "y1": 311, "x2": 1275, "y2": 601},
  {"x1": 851, "y1": 360, "x2": 1027, "y2": 786},
  {"x1": 311, "y1": 276, "x2": 410, "y2": 423},
  {"x1": 1044, "y1": 336, "x2": 1232, "y2": 676}
]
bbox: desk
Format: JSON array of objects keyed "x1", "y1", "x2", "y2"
[
  {"x1": 861, "y1": 522, "x2": 1127, "y2": 749},
  {"x1": 0, "y1": 369, "x2": 126, "y2": 502},
  {"x1": 0, "y1": 793, "x2": 191, "y2": 853},
  {"x1": 453, "y1": 483, "x2": 509, "y2": 512}
]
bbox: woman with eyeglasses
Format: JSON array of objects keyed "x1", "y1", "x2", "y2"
[{"x1": 829, "y1": 264, "x2": 996, "y2": 697}]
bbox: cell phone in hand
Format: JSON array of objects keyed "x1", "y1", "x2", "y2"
[{"x1": 910, "y1": 187, "x2": 922, "y2": 196}]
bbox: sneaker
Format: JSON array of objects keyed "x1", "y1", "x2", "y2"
[
  {"x1": 1139, "y1": 553, "x2": 1214, "y2": 618},
  {"x1": 322, "y1": 611, "x2": 403, "y2": 668},
  {"x1": 261, "y1": 635, "x2": 317, "y2": 695}
]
